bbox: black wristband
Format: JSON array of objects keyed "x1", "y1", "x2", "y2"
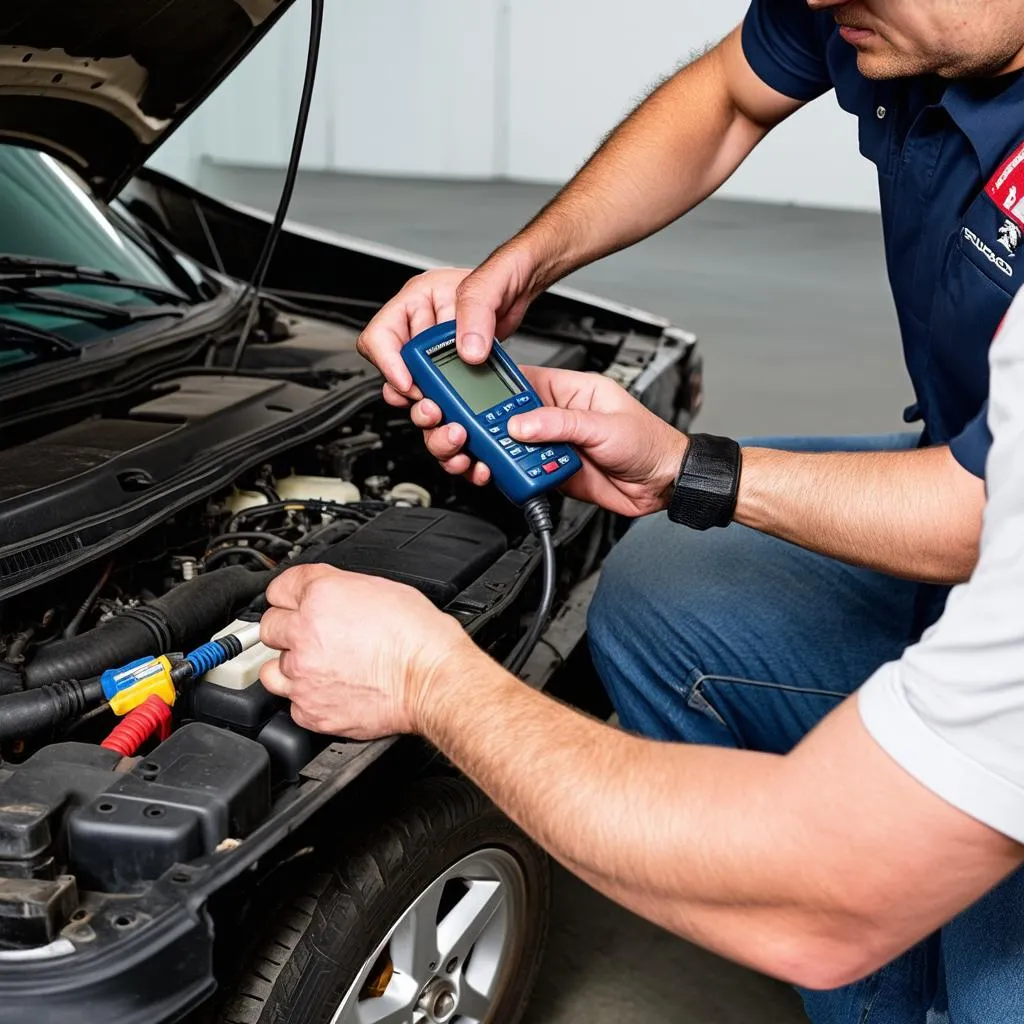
[{"x1": 667, "y1": 434, "x2": 742, "y2": 531}]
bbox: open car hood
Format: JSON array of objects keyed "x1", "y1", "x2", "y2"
[{"x1": 0, "y1": 0, "x2": 296, "y2": 201}]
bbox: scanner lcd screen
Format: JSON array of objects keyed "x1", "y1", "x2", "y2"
[{"x1": 431, "y1": 347, "x2": 521, "y2": 414}]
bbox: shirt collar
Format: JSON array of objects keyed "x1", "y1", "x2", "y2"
[{"x1": 942, "y1": 70, "x2": 1024, "y2": 175}]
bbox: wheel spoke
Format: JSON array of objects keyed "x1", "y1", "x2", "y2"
[
  {"x1": 389, "y1": 874, "x2": 445, "y2": 979},
  {"x1": 437, "y1": 880, "x2": 504, "y2": 966},
  {"x1": 456, "y1": 981, "x2": 492, "y2": 1023}
]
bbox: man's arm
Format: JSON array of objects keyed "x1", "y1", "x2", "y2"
[
  {"x1": 415, "y1": 652, "x2": 1021, "y2": 990},
  {"x1": 736, "y1": 445, "x2": 986, "y2": 582},
  {"x1": 466, "y1": 368, "x2": 985, "y2": 583},
  {"x1": 258, "y1": 562, "x2": 1022, "y2": 991},
  {"x1": 357, "y1": 27, "x2": 808, "y2": 384},
  {"x1": 506, "y1": 28, "x2": 804, "y2": 290}
]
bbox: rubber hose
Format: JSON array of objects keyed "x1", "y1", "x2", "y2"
[
  {"x1": 101, "y1": 695, "x2": 173, "y2": 757},
  {"x1": 0, "y1": 679, "x2": 105, "y2": 742},
  {"x1": 24, "y1": 566, "x2": 271, "y2": 690}
]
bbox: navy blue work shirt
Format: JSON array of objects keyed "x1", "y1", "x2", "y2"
[{"x1": 744, "y1": 0, "x2": 1024, "y2": 477}]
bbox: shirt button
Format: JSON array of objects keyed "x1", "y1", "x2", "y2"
[{"x1": 876, "y1": 105, "x2": 887, "y2": 120}]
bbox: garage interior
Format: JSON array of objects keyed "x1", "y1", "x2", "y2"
[{"x1": 193, "y1": 162, "x2": 905, "y2": 1024}]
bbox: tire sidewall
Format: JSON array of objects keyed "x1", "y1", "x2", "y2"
[{"x1": 218, "y1": 776, "x2": 550, "y2": 1024}]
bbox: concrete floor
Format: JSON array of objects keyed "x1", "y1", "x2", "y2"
[{"x1": 197, "y1": 163, "x2": 910, "y2": 1024}]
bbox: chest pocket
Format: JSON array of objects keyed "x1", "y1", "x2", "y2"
[
  {"x1": 928, "y1": 192, "x2": 1019, "y2": 434},
  {"x1": 958, "y1": 192, "x2": 1021, "y2": 291}
]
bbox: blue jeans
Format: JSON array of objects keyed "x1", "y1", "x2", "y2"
[{"x1": 588, "y1": 433, "x2": 1024, "y2": 1024}]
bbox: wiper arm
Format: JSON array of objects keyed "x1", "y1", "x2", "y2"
[
  {"x1": 0, "y1": 317, "x2": 79, "y2": 367},
  {"x1": 0, "y1": 285, "x2": 186, "y2": 327},
  {"x1": 0, "y1": 255, "x2": 189, "y2": 306}
]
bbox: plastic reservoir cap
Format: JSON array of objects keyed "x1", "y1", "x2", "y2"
[{"x1": 206, "y1": 620, "x2": 276, "y2": 690}]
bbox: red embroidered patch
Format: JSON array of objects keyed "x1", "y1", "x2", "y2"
[{"x1": 986, "y1": 140, "x2": 1024, "y2": 227}]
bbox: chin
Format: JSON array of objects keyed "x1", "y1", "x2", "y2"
[{"x1": 854, "y1": 51, "x2": 918, "y2": 80}]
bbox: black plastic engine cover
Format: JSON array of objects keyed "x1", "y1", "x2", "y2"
[
  {"x1": 191, "y1": 679, "x2": 283, "y2": 738},
  {"x1": 67, "y1": 724, "x2": 270, "y2": 892},
  {"x1": 328, "y1": 506, "x2": 507, "y2": 606},
  {"x1": 0, "y1": 744, "x2": 120, "y2": 880}
]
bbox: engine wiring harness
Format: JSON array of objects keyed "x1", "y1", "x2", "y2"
[{"x1": 0, "y1": 501, "x2": 558, "y2": 752}]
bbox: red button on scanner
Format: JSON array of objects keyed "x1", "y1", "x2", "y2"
[{"x1": 543, "y1": 461, "x2": 560, "y2": 474}]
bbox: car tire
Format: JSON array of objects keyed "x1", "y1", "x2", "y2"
[{"x1": 212, "y1": 774, "x2": 550, "y2": 1024}]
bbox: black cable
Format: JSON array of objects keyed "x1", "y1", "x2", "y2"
[
  {"x1": 205, "y1": 531, "x2": 293, "y2": 554},
  {"x1": 252, "y1": 477, "x2": 282, "y2": 504},
  {"x1": 228, "y1": 499, "x2": 371, "y2": 533},
  {"x1": 229, "y1": 0, "x2": 325, "y2": 372},
  {"x1": 507, "y1": 499, "x2": 557, "y2": 677},
  {"x1": 203, "y1": 546, "x2": 277, "y2": 572},
  {"x1": 63, "y1": 561, "x2": 114, "y2": 639}
]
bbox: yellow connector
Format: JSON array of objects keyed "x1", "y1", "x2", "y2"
[{"x1": 107, "y1": 656, "x2": 177, "y2": 717}]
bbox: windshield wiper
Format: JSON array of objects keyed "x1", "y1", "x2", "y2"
[
  {"x1": 0, "y1": 256, "x2": 189, "y2": 306},
  {"x1": 0, "y1": 284, "x2": 187, "y2": 327},
  {"x1": 0, "y1": 317, "x2": 79, "y2": 368}
]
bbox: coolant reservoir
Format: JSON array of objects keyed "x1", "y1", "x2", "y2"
[
  {"x1": 224, "y1": 490, "x2": 269, "y2": 514},
  {"x1": 205, "y1": 619, "x2": 275, "y2": 690},
  {"x1": 276, "y1": 474, "x2": 360, "y2": 505}
]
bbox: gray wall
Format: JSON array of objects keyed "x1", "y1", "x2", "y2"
[{"x1": 151, "y1": 0, "x2": 880, "y2": 212}]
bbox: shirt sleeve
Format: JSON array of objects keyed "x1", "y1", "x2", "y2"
[
  {"x1": 741, "y1": 0, "x2": 834, "y2": 102},
  {"x1": 949, "y1": 402, "x2": 992, "y2": 479},
  {"x1": 858, "y1": 296, "x2": 1024, "y2": 843}
]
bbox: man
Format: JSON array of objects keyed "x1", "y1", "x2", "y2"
[
  {"x1": 354, "y1": 0, "x2": 1024, "y2": 762},
  {"x1": 308, "y1": 0, "x2": 1024, "y2": 1018},
  {"x1": 260, "y1": 297, "x2": 1024, "y2": 1022}
]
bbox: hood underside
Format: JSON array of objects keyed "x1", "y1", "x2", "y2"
[{"x1": 0, "y1": 0, "x2": 294, "y2": 201}]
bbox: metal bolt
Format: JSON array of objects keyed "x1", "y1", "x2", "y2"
[
  {"x1": 428, "y1": 960, "x2": 438, "y2": 972},
  {"x1": 418, "y1": 982, "x2": 458, "y2": 1023},
  {"x1": 876, "y1": 105, "x2": 887, "y2": 119},
  {"x1": 433, "y1": 991, "x2": 456, "y2": 1020},
  {"x1": 445, "y1": 957, "x2": 459, "y2": 974}
]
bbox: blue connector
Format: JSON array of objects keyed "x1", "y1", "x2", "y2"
[{"x1": 185, "y1": 640, "x2": 233, "y2": 677}]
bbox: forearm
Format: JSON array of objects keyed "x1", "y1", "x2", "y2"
[
  {"x1": 417, "y1": 647, "x2": 1024, "y2": 983},
  {"x1": 734, "y1": 445, "x2": 985, "y2": 583},
  {"x1": 419, "y1": 645, "x2": 831, "y2": 979},
  {"x1": 499, "y1": 29, "x2": 795, "y2": 290},
  {"x1": 418, "y1": 646, "x2": 1016, "y2": 987}
]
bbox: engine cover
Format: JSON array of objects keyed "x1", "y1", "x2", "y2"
[{"x1": 327, "y1": 506, "x2": 508, "y2": 606}]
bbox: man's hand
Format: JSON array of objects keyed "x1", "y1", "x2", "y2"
[
  {"x1": 414, "y1": 366, "x2": 689, "y2": 517},
  {"x1": 356, "y1": 247, "x2": 542, "y2": 405},
  {"x1": 258, "y1": 565, "x2": 471, "y2": 740}
]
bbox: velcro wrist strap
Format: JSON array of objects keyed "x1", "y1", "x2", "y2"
[{"x1": 667, "y1": 434, "x2": 742, "y2": 531}]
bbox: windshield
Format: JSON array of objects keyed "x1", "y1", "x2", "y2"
[{"x1": 0, "y1": 146, "x2": 195, "y2": 371}]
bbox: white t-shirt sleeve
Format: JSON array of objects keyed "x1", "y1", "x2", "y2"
[{"x1": 858, "y1": 293, "x2": 1024, "y2": 844}]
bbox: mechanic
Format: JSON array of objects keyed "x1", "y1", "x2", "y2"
[
  {"x1": 342, "y1": 1, "x2": 1024, "y2": 1018},
  {"x1": 259, "y1": 296, "x2": 1024, "y2": 1021}
]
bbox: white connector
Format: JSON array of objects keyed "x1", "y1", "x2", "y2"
[{"x1": 206, "y1": 619, "x2": 275, "y2": 690}]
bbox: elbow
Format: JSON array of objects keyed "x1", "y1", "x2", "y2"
[
  {"x1": 752, "y1": 924, "x2": 898, "y2": 992},
  {"x1": 924, "y1": 545, "x2": 978, "y2": 586},
  {"x1": 784, "y1": 948, "x2": 886, "y2": 993},
  {"x1": 926, "y1": 533, "x2": 981, "y2": 585}
]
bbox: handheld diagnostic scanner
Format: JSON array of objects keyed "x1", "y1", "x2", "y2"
[{"x1": 402, "y1": 322, "x2": 582, "y2": 506}]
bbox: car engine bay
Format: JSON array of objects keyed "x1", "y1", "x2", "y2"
[{"x1": 0, "y1": 319, "x2": 645, "y2": 958}]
